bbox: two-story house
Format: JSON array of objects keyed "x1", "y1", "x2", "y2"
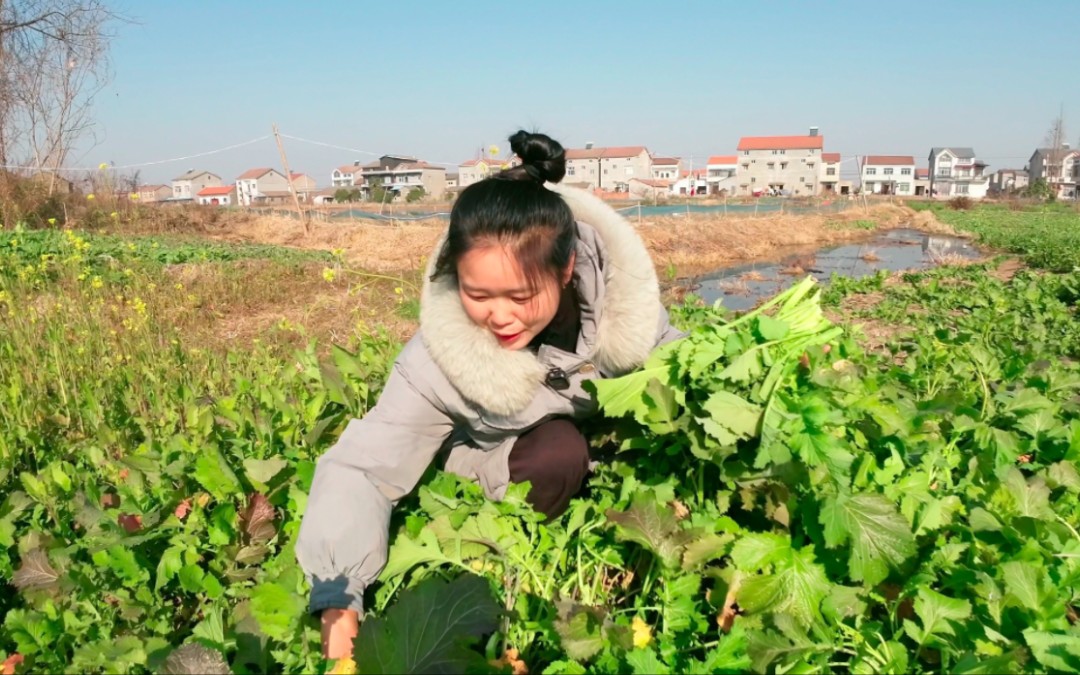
[
  {"x1": 289, "y1": 173, "x2": 318, "y2": 201},
  {"x1": 1027, "y1": 145, "x2": 1079, "y2": 199},
  {"x1": 860, "y1": 155, "x2": 916, "y2": 196},
  {"x1": 650, "y1": 157, "x2": 682, "y2": 181},
  {"x1": 332, "y1": 164, "x2": 364, "y2": 187},
  {"x1": 360, "y1": 155, "x2": 446, "y2": 199},
  {"x1": 564, "y1": 145, "x2": 652, "y2": 191},
  {"x1": 989, "y1": 169, "x2": 1030, "y2": 196},
  {"x1": 196, "y1": 185, "x2": 236, "y2": 206},
  {"x1": 820, "y1": 153, "x2": 842, "y2": 194},
  {"x1": 170, "y1": 170, "x2": 221, "y2": 201},
  {"x1": 706, "y1": 155, "x2": 738, "y2": 195},
  {"x1": 927, "y1": 148, "x2": 989, "y2": 199},
  {"x1": 735, "y1": 129, "x2": 825, "y2": 197},
  {"x1": 236, "y1": 168, "x2": 290, "y2": 206}
]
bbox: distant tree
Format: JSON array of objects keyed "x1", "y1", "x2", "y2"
[
  {"x1": 334, "y1": 187, "x2": 353, "y2": 203},
  {"x1": 405, "y1": 187, "x2": 425, "y2": 203},
  {"x1": 1025, "y1": 178, "x2": 1052, "y2": 200},
  {"x1": 368, "y1": 180, "x2": 392, "y2": 204}
]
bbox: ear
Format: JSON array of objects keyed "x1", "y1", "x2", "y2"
[{"x1": 562, "y1": 251, "x2": 576, "y2": 286}]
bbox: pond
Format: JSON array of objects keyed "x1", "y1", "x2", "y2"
[{"x1": 694, "y1": 228, "x2": 982, "y2": 311}]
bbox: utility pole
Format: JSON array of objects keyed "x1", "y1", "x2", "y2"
[{"x1": 272, "y1": 123, "x2": 308, "y2": 234}]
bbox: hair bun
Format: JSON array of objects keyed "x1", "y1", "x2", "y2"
[{"x1": 508, "y1": 130, "x2": 566, "y2": 184}]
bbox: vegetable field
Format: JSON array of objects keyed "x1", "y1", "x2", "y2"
[{"x1": 2, "y1": 206, "x2": 1080, "y2": 674}]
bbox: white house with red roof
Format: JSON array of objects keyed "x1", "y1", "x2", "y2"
[
  {"x1": 332, "y1": 164, "x2": 364, "y2": 188},
  {"x1": 706, "y1": 155, "x2": 738, "y2": 195},
  {"x1": 860, "y1": 155, "x2": 917, "y2": 196},
  {"x1": 735, "y1": 128, "x2": 826, "y2": 196},
  {"x1": 196, "y1": 185, "x2": 235, "y2": 206},
  {"x1": 564, "y1": 145, "x2": 652, "y2": 191},
  {"x1": 820, "y1": 153, "x2": 842, "y2": 194},
  {"x1": 236, "y1": 168, "x2": 291, "y2": 206},
  {"x1": 650, "y1": 157, "x2": 681, "y2": 181},
  {"x1": 671, "y1": 168, "x2": 709, "y2": 196}
]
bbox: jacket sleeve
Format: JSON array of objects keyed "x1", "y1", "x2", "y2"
[
  {"x1": 296, "y1": 357, "x2": 454, "y2": 616},
  {"x1": 655, "y1": 300, "x2": 687, "y2": 347}
]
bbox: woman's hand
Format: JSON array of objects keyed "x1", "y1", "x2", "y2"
[{"x1": 321, "y1": 608, "x2": 359, "y2": 660}]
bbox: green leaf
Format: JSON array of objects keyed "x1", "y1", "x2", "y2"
[
  {"x1": 250, "y1": 581, "x2": 305, "y2": 642},
  {"x1": 553, "y1": 604, "x2": 606, "y2": 662},
  {"x1": 969, "y1": 507, "x2": 1002, "y2": 531},
  {"x1": 682, "y1": 532, "x2": 734, "y2": 570},
  {"x1": 625, "y1": 648, "x2": 670, "y2": 675},
  {"x1": 12, "y1": 548, "x2": 60, "y2": 593},
  {"x1": 730, "y1": 533, "x2": 791, "y2": 572},
  {"x1": 641, "y1": 379, "x2": 680, "y2": 434},
  {"x1": 687, "y1": 625, "x2": 751, "y2": 674},
  {"x1": 819, "y1": 492, "x2": 915, "y2": 586},
  {"x1": 155, "y1": 546, "x2": 184, "y2": 591},
  {"x1": 1023, "y1": 630, "x2": 1080, "y2": 673},
  {"x1": 178, "y1": 565, "x2": 205, "y2": 594},
  {"x1": 606, "y1": 493, "x2": 691, "y2": 569},
  {"x1": 700, "y1": 391, "x2": 763, "y2": 445},
  {"x1": 193, "y1": 450, "x2": 242, "y2": 502},
  {"x1": 589, "y1": 367, "x2": 667, "y2": 420},
  {"x1": 737, "y1": 546, "x2": 829, "y2": 627},
  {"x1": 355, "y1": 575, "x2": 500, "y2": 674},
  {"x1": 1002, "y1": 467, "x2": 1054, "y2": 520},
  {"x1": 242, "y1": 457, "x2": 288, "y2": 487},
  {"x1": 661, "y1": 573, "x2": 701, "y2": 633},
  {"x1": 755, "y1": 315, "x2": 790, "y2": 342},
  {"x1": 911, "y1": 588, "x2": 971, "y2": 642},
  {"x1": 746, "y1": 628, "x2": 817, "y2": 673},
  {"x1": 1002, "y1": 560, "x2": 1041, "y2": 612}
]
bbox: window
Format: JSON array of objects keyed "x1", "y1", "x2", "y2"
[
  {"x1": 866, "y1": 168, "x2": 877, "y2": 175},
  {"x1": 956, "y1": 184, "x2": 969, "y2": 195},
  {"x1": 780, "y1": 162, "x2": 788, "y2": 170},
  {"x1": 767, "y1": 162, "x2": 775, "y2": 169},
  {"x1": 883, "y1": 168, "x2": 894, "y2": 175},
  {"x1": 603, "y1": 170, "x2": 608, "y2": 175},
  {"x1": 567, "y1": 166, "x2": 575, "y2": 176},
  {"x1": 743, "y1": 150, "x2": 750, "y2": 156},
  {"x1": 826, "y1": 168, "x2": 836, "y2": 176},
  {"x1": 901, "y1": 168, "x2": 912, "y2": 175},
  {"x1": 807, "y1": 162, "x2": 814, "y2": 169},
  {"x1": 800, "y1": 177, "x2": 805, "y2": 183},
  {"x1": 898, "y1": 182, "x2": 911, "y2": 192},
  {"x1": 751, "y1": 177, "x2": 756, "y2": 183},
  {"x1": 937, "y1": 168, "x2": 951, "y2": 177},
  {"x1": 741, "y1": 163, "x2": 749, "y2": 170}
]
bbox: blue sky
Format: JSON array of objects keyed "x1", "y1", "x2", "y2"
[{"x1": 85, "y1": 0, "x2": 1080, "y2": 184}]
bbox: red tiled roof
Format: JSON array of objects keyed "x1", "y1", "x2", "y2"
[
  {"x1": 737, "y1": 136, "x2": 824, "y2": 151},
  {"x1": 822, "y1": 153, "x2": 841, "y2": 163},
  {"x1": 238, "y1": 167, "x2": 278, "y2": 180},
  {"x1": 197, "y1": 186, "x2": 233, "y2": 196},
  {"x1": 566, "y1": 146, "x2": 648, "y2": 160},
  {"x1": 336, "y1": 165, "x2": 362, "y2": 174},
  {"x1": 290, "y1": 172, "x2": 311, "y2": 180},
  {"x1": 707, "y1": 155, "x2": 737, "y2": 165},
  {"x1": 652, "y1": 157, "x2": 680, "y2": 166},
  {"x1": 680, "y1": 168, "x2": 708, "y2": 178},
  {"x1": 863, "y1": 155, "x2": 915, "y2": 166},
  {"x1": 915, "y1": 168, "x2": 929, "y2": 178}
]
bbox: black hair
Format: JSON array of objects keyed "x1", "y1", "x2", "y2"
[{"x1": 430, "y1": 130, "x2": 578, "y2": 292}]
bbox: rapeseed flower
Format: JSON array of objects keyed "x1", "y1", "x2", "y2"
[{"x1": 631, "y1": 617, "x2": 652, "y2": 649}]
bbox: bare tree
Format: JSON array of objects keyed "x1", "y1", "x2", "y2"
[
  {"x1": 0, "y1": 1, "x2": 118, "y2": 192},
  {"x1": 1042, "y1": 108, "x2": 1068, "y2": 184}
]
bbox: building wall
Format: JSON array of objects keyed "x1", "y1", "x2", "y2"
[
  {"x1": 172, "y1": 172, "x2": 221, "y2": 200},
  {"x1": 197, "y1": 192, "x2": 232, "y2": 206},
  {"x1": 566, "y1": 150, "x2": 651, "y2": 190},
  {"x1": 736, "y1": 147, "x2": 822, "y2": 196},
  {"x1": 256, "y1": 171, "x2": 290, "y2": 196},
  {"x1": 420, "y1": 169, "x2": 447, "y2": 198},
  {"x1": 820, "y1": 161, "x2": 842, "y2": 191},
  {"x1": 861, "y1": 163, "x2": 916, "y2": 196},
  {"x1": 651, "y1": 163, "x2": 680, "y2": 180}
]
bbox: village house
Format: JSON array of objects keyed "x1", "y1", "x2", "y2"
[
  {"x1": 671, "y1": 168, "x2": 708, "y2": 196},
  {"x1": 331, "y1": 164, "x2": 364, "y2": 187},
  {"x1": 236, "y1": 168, "x2": 290, "y2": 206},
  {"x1": 914, "y1": 168, "x2": 930, "y2": 196},
  {"x1": 196, "y1": 185, "x2": 235, "y2": 206},
  {"x1": 860, "y1": 155, "x2": 917, "y2": 196},
  {"x1": 360, "y1": 155, "x2": 446, "y2": 199},
  {"x1": 170, "y1": 170, "x2": 221, "y2": 201},
  {"x1": 735, "y1": 128, "x2": 826, "y2": 197},
  {"x1": 457, "y1": 157, "x2": 519, "y2": 189},
  {"x1": 706, "y1": 155, "x2": 738, "y2": 195},
  {"x1": 650, "y1": 157, "x2": 681, "y2": 181},
  {"x1": 627, "y1": 178, "x2": 671, "y2": 199},
  {"x1": 137, "y1": 184, "x2": 172, "y2": 202},
  {"x1": 989, "y1": 169, "x2": 1030, "y2": 195},
  {"x1": 446, "y1": 173, "x2": 458, "y2": 189},
  {"x1": 1027, "y1": 145, "x2": 1079, "y2": 199},
  {"x1": 928, "y1": 148, "x2": 990, "y2": 199},
  {"x1": 820, "y1": 153, "x2": 843, "y2": 194},
  {"x1": 289, "y1": 173, "x2": 318, "y2": 201},
  {"x1": 564, "y1": 145, "x2": 652, "y2": 191}
]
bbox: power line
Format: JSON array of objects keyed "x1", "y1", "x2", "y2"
[{"x1": 0, "y1": 135, "x2": 274, "y2": 172}]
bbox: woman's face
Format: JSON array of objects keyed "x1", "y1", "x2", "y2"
[{"x1": 457, "y1": 243, "x2": 574, "y2": 351}]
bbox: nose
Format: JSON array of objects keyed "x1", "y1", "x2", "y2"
[{"x1": 489, "y1": 301, "x2": 514, "y2": 329}]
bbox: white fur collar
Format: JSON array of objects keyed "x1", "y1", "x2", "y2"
[{"x1": 419, "y1": 183, "x2": 660, "y2": 415}]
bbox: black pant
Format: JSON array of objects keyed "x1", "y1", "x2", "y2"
[{"x1": 508, "y1": 419, "x2": 589, "y2": 519}]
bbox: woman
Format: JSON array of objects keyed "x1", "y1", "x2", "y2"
[{"x1": 297, "y1": 130, "x2": 683, "y2": 659}]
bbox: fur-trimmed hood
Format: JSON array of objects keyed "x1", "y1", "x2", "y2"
[{"x1": 418, "y1": 183, "x2": 661, "y2": 416}]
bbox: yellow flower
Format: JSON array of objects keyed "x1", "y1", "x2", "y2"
[
  {"x1": 130, "y1": 193, "x2": 139, "y2": 200},
  {"x1": 47, "y1": 218, "x2": 57, "y2": 225},
  {"x1": 98, "y1": 162, "x2": 109, "y2": 170},
  {"x1": 322, "y1": 267, "x2": 337, "y2": 282},
  {"x1": 91, "y1": 276, "x2": 103, "y2": 289},
  {"x1": 86, "y1": 193, "x2": 95, "y2": 200},
  {"x1": 329, "y1": 657, "x2": 357, "y2": 675},
  {"x1": 110, "y1": 211, "x2": 119, "y2": 219},
  {"x1": 631, "y1": 617, "x2": 652, "y2": 649}
]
